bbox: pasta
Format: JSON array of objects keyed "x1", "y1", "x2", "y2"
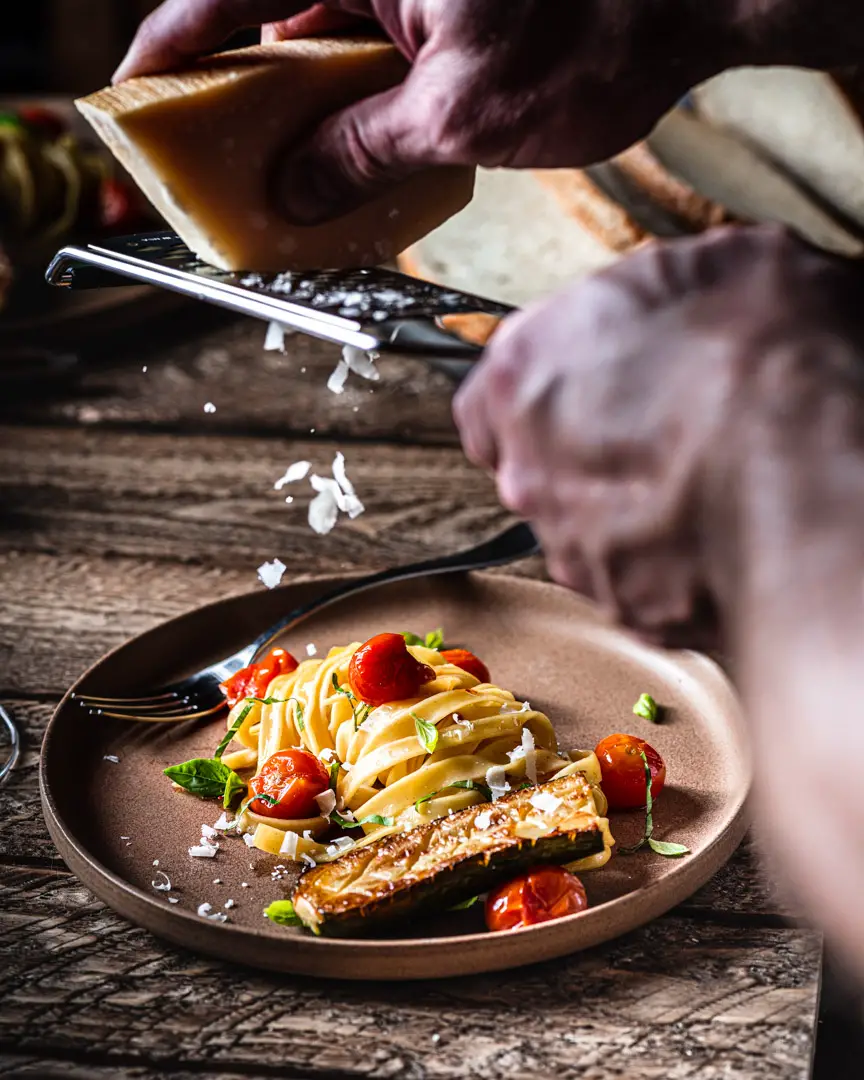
[{"x1": 221, "y1": 641, "x2": 614, "y2": 871}]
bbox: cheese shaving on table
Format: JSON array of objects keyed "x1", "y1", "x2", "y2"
[
  {"x1": 257, "y1": 558, "x2": 287, "y2": 589},
  {"x1": 306, "y1": 643, "x2": 317, "y2": 657},
  {"x1": 103, "y1": 754, "x2": 120, "y2": 763},
  {"x1": 242, "y1": 833, "x2": 257, "y2": 848},
  {"x1": 151, "y1": 871, "x2": 172, "y2": 891},
  {"x1": 308, "y1": 482, "x2": 340, "y2": 536},
  {"x1": 274, "y1": 461, "x2": 310, "y2": 490},
  {"x1": 212, "y1": 812, "x2": 235, "y2": 831}
]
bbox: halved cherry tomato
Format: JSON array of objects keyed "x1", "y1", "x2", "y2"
[
  {"x1": 17, "y1": 106, "x2": 66, "y2": 139},
  {"x1": 440, "y1": 648, "x2": 490, "y2": 684},
  {"x1": 249, "y1": 748, "x2": 330, "y2": 819},
  {"x1": 485, "y1": 865, "x2": 588, "y2": 932},
  {"x1": 595, "y1": 733, "x2": 666, "y2": 810},
  {"x1": 220, "y1": 647, "x2": 298, "y2": 708},
  {"x1": 348, "y1": 633, "x2": 435, "y2": 707}
]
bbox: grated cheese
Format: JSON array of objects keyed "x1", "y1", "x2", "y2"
[
  {"x1": 308, "y1": 482, "x2": 340, "y2": 536},
  {"x1": 306, "y1": 643, "x2": 317, "y2": 656},
  {"x1": 224, "y1": 899, "x2": 235, "y2": 909},
  {"x1": 530, "y1": 790, "x2": 562, "y2": 814},
  {"x1": 151, "y1": 871, "x2": 172, "y2": 891},
  {"x1": 326, "y1": 358, "x2": 351, "y2": 394},
  {"x1": 274, "y1": 460, "x2": 310, "y2": 490},
  {"x1": 485, "y1": 765, "x2": 511, "y2": 801},
  {"x1": 188, "y1": 843, "x2": 218, "y2": 858},
  {"x1": 212, "y1": 812, "x2": 234, "y2": 831},
  {"x1": 103, "y1": 754, "x2": 120, "y2": 764},
  {"x1": 242, "y1": 832, "x2": 257, "y2": 848},
  {"x1": 257, "y1": 558, "x2": 287, "y2": 589},
  {"x1": 203, "y1": 402, "x2": 217, "y2": 413},
  {"x1": 263, "y1": 321, "x2": 296, "y2": 353},
  {"x1": 167, "y1": 897, "x2": 179, "y2": 904},
  {"x1": 474, "y1": 809, "x2": 493, "y2": 831},
  {"x1": 279, "y1": 831, "x2": 299, "y2": 858},
  {"x1": 315, "y1": 789, "x2": 336, "y2": 817},
  {"x1": 201, "y1": 824, "x2": 218, "y2": 840}
]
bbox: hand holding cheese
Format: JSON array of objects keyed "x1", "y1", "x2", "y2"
[
  {"x1": 115, "y1": 0, "x2": 729, "y2": 227},
  {"x1": 77, "y1": 38, "x2": 474, "y2": 272}
]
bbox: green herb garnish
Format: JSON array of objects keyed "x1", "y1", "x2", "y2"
[
  {"x1": 633, "y1": 693, "x2": 660, "y2": 723},
  {"x1": 449, "y1": 895, "x2": 480, "y2": 911},
  {"x1": 414, "y1": 778, "x2": 492, "y2": 812},
  {"x1": 329, "y1": 759, "x2": 342, "y2": 791},
  {"x1": 214, "y1": 702, "x2": 253, "y2": 759},
  {"x1": 331, "y1": 674, "x2": 370, "y2": 730},
  {"x1": 403, "y1": 628, "x2": 444, "y2": 650},
  {"x1": 164, "y1": 757, "x2": 247, "y2": 809},
  {"x1": 618, "y1": 752, "x2": 689, "y2": 858},
  {"x1": 264, "y1": 899, "x2": 303, "y2": 926},
  {"x1": 330, "y1": 810, "x2": 394, "y2": 830},
  {"x1": 412, "y1": 713, "x2": 439, "y2": 755}
]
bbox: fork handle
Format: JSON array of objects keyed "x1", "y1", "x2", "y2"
[{"x1": 246, "y1": 522, "x2": 540, "y2": 662}]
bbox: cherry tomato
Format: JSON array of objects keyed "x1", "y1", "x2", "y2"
[
  {"x1": 595, "y1": 733, "x2": 666, "y2": 810},
  {"x1": 249, "y1": 748, "x2": 330, "y2": 819},
  {"x1": 99, "y1": 177, "x2": 138, "y2": 230},
  {"x1": 17, "y1": 106, "x2": 66, "y2": 139},
  {"x1": 485, "y1": 865, "x2": 588, "y2": 932},
  {"x1": 440, "y1": 648, "x2": 490, "y2": 683},
  {"x1": 348, "y1": 633, "x2": 435, "y2": 707},
  {"x1": 220, "y1": 647, "x2": 298, "y2": 708}
]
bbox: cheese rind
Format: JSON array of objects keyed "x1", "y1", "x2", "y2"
[{"x1": 76, "y1": 39, "x2": 475, "y2": 272}]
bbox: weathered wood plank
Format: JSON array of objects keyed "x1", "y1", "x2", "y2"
[
  {"x1": 1, "y1": 316, "x2": 461, "y2": 445},
  {"x1": 0, "y1": 863, "x2": 819, "y2": 1080},
  {"x1": 0, "y1": 426, "x2": 506, "y2": 568}
]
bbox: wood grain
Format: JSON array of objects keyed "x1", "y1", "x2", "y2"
[
  {"x1": 0, "y1": 862, "x2": 819, "y2": 1080},
  {"x1": 1, "y1": 317, "x2": 461, "y2": 445},
  {"x1": 0, "y1": 426, "x2": 505, "y2": 569},
  {"x1": 0, "y1": 309, "x2": 821, "y2": 1077}
]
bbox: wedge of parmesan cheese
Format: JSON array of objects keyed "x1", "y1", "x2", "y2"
[{"x1": 76, "y1": 38, "x2": 475, "y2": 272}]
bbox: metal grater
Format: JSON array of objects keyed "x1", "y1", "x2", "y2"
[{"x1": 45, "y1": 231, "x2": 514, "y2": 364}]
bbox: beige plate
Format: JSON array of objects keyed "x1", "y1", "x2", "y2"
[{"x1": 41, "y1": 572, "x2": 750, "y2": 981}]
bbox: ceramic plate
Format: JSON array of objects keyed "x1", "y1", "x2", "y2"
[{"x1": 41, "y1": 572, "x2": 750, "y2": 981}]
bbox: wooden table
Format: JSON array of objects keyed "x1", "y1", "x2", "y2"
[{"x1": 0, "y1": 307, "x2": 822, "y2": 1079}]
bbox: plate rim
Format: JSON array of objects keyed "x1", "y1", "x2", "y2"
[{"x1": 40, "y1": 570, "x2": 752, "y2": 980}]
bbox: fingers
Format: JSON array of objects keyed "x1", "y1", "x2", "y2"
[
  {"x1": 276, "y1": 61, "x2": 454, "y2": 224},
  {"x1": 263, "y1": 5, "x2": 368, "y2": 41},
  {"x1": 114, "y1": 0, "x2": 313, "y2": 82}
]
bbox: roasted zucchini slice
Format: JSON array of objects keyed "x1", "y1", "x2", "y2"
[{"x1": 292, "y1": 772, "x2": 607, "y2": 935}]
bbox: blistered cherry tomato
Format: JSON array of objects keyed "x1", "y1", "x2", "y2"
[
  {"x1": 249, "y1": 748, "x2": 330, "y2": 819},
  {"x1": 220, "y1": 647, "x2": 298, "y2": 708},
  {"x1": 440, "y1": 648, "x2": 490, "y2": 683},
  {"x1": 595, "y1": 733, "x2": 666, "y2": 810},
  {"x1": 17, "y1": 106, "x2": 66, "y2": 139},
  {"x1": 99, "y1": 177, "x2": 142, "y2": 231},
  {"x1": 485, "y1": 865, "x2": 588, "y2": 932},
  {"x1": 348, "y1": 633, "x2": 435, "y2": 706}
]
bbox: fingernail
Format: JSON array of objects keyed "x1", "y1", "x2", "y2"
[{"x1": 277, "y1": 152, "x2": 354, "y2": 226}]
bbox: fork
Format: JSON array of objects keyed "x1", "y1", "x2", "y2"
[{"x1": 73, "y1": 522, "x2": 541, "y2": 723}]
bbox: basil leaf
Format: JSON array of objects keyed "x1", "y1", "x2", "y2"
[
  {"x1": 223, "y1": 769, "x2": 246, "y2": 809},
  {"x1": 164, "y1": 758, "x2": 244, "y2": 802},
  {"x1": 331, "y1": 673, "x2": 354, "y2": 702},
  {"x1": 449, "y1": 895, "x2": 480, "y2": 911},
  {"x1": 648, "y1": 839, "x2": 690, "y2": 857},
  {"x1": 402, "y1": 632, "x2": 425, "y2": 647},
  {"x1": 214, "y1": 701, "x2": 254, "y2": 759},
  {"x1": 354, "y1": 703, "x2": 372, "y2": 730},
  {"x1": 633, "y1": 693, "x2": 660, "y2": 723},
  {"x1": 330, "y1": 810, "x2": 394, "y2": 830},
  {"x1": 255, "y1": 792, "x2": 278, "y2": 807},
  {"x1": 424, "y1": 628, "x2": 444, "y2": 650},
  {"x1": 264, "y1": 900, "x2": 303, "y2": 926},
  {"x1": 328, "y1": 760, "x2": 342, "y2": 791},
  {"x1": 413, "y1": 713, "x2": 439, "y2": 755},
  {"x1": 414, "y1": 778, "x2": 491, "y2": 812}
]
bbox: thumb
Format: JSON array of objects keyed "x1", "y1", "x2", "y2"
[{"x1": 275, "y1": 73, "x2": 447, "y2": 225}]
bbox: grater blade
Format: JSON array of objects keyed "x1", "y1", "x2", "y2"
[{"x1": 46, "y1": 231, "x2": 513, "y2": 360}]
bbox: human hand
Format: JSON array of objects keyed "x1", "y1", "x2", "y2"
[
  {"x1": 454, "y1": 224, "x2": 864, "y2": 650},
  {"x1": 114, "y1": 0, "x2": 736, "y2": 225}
]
